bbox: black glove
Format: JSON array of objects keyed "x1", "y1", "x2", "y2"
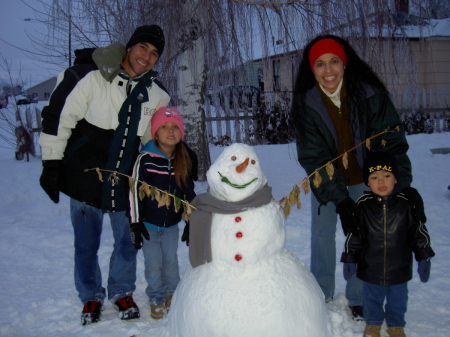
[
  {"x1": 130, "y1": 222, "x2": 150, "y2": 249},
  {"x1": 336, "y1": 197, "x2": 361, "y2": 235},
  {"x1": 402, "y1": 187, "x2": 427, "y2": 223},
  {"x1": 39, "y1": 160, "x2": 63, "y2": 203},
  {"x1": 418, "y1": 259, "x2": 431, "y2": 283},
  {"x1": 181, "y1": 221, "x2": 190, "y2": 246},
  {"x1": 343, "y1": 263, "x2": 357, "y2": 281}
]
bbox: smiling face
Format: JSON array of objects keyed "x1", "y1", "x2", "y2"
[
  {"x1": 367, "y1": 170, "x2": 397, "y2": 197},
  {"x1": 154, "y1": 122, "x2": 182, "y2": 157},
  {"x1": 207, "y1": 143, "x2": 267, "y2": 202},
  {"x1": 122, "y1": 42, "x2": 159, "y2": 78},
  {"x1": 312, "y1": 53, "x2": 345, "y2": 94}
]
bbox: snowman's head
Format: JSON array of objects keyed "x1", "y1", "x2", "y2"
[{"x1": 207, "y1": 143, "x2": 267, "y2": 202}]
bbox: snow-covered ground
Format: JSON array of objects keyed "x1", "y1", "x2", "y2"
[{"x1": 0, "y1": 126, "x2": 449, "y2": 336}]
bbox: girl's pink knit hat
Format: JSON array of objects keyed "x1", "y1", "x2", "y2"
[{"x1": 151, "y1": 107, "x2": 185, "y2": 139}]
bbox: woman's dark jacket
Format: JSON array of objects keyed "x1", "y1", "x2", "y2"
[
  {"x1": 129, "y1": 140, "x2": 196, "y2": 228},
  {"x1": 341, "y1": 191, "x2": 435, "y2": 286},
  {"x1": 292, "y1": 83, "x2": 411, "y2": 206}
]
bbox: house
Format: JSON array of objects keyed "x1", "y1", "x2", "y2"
[
  {"x1": 260, "y1": 1, "x2": 450, "y2": 112},
  {"x1": 25, "y1": 77, "x2": 57, "y2": 102}
]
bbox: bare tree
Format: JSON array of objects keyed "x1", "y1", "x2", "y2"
[
  {"x1": 0, "y1": 55, "x2": 40, "y2": 161},
  {"x1": 22, "y1": 0, "x2": 442, "y2": 179}
]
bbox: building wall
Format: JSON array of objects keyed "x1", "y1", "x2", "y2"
[
  {"x1": 26, "y1": 77, "x2": 57, "y2": 101},
  {"x1": 261, "y1": 38, "x2": 449, "y2": 110}
]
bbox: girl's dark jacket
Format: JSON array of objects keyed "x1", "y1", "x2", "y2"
[
  {"x1": 341, "y1": 191, "x2": 435, "y2": 286},
  {"x1": 129, "y1": 140, "x2": 196, "y2": 228},
  {"x1": 292, "y1": 83, "x2": 411, "y2": 206}
]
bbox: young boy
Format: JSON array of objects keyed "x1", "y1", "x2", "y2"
[{"x1": 340, "y1": 152, "x2": 435, "y2": 337}]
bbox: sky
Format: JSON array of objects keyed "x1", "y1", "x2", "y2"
[
  {"x1": 0, "y1": 100, "x2": 449, "y2": 336},
  {"x1": 0, "y1": 0, "x2": 59, "y2": 89}
]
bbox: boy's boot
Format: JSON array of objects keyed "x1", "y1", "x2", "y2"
[
  {"x1": 363, "y1": 325, "x2": 381, "y2": 337},
  {"x1": 386, "y1": 327, "x2": 406, "y2": 337},
  {"x1": 165, "y1": 295, "x2": 173, "y2": 313},
  {"x1": 151, "y1": 304, "x2": 166, "y2": 320}
]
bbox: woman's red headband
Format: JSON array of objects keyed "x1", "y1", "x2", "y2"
[{"x1": 309, "y1": 38, "x2": 347, "y2": 72}]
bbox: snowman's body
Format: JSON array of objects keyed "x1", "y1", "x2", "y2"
[{"x1": 168, "y1": 144, "x2": 332, "y2": 337}]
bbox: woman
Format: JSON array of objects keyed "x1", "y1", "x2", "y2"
[{"x1": 291, "y1": 35, "x2": 425, "y2": 321}]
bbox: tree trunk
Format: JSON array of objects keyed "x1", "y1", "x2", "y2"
[{"x1": 177, "y1": 0, "x2": 211, "y2": 182}]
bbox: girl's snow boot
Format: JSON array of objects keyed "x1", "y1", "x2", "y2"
[
  {"x1": 165, "y1": 295, "x2": 173, "y2": 313},
  {"x1": 151, "y1": 304, "x2": 166, "y2": 320},
  {"x1": 387, "y1": 327, "x2": 406, "y2": 337},
  {"x1": 363, "y1": 325, "x2": 381, "y2": 337}
]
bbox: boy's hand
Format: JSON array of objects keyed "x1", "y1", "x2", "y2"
[
  {"x1": 336, "y1": 197, "x2": 361, "y2": 235},
  {"x1": 418, "y1": 259, "x2": 431, "y2": 283},
  {"x1": 130, "y1": 222, "x2": 150, "y2": 249},
  {"x1": 343, "y1": 263, "x2": 357, "y2": 281}
]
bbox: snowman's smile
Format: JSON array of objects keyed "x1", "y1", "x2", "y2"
[{"x1": 218, "y1": 172, "x2": 257, "y2": 189}]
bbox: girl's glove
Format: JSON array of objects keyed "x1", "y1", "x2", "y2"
[
  {"x1": 343, "y1": 263, "x2": 357, "y2": 281},
  {"x1": 418, "y1": 259, "x2": 431, "y2": 283},
  {"x1": 130, "y1": 222, "x2": 150, "y2": 249}
]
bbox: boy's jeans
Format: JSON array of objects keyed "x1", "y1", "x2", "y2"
[
  {"x1": 70, "y1": 198, "x2": 137, "y2": 304},
  {"x1": 310, "y1": 183, "x2": 365, "y2": 306},
  {"x1": 142, "y1": 225, "x2": 180, "y2": 305},
  {"x1": 363, "y1": 282, "x2": 408, "y2": 328}
]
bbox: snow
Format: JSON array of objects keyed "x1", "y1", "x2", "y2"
[{"x1": 0, "y1": 131, "x2": 449, "y2": 337}]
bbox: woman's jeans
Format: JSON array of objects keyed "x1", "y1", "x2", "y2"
[
  {"x1": 70, "y1": 198, "x2": 137, "y2": 304},
  {"x1": 310, "y1": 183, "x2": 365, "y2": 306},
  {"x1": 142, "y1": 225, "x2": 180, "y2": 305},
  {"x1": 363, "y1": 282, "x2": 408, "y2": 328}
]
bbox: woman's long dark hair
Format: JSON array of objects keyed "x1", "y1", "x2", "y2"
[{"x1": 292, "y1": 34, "x2": 389, "y2": 127}]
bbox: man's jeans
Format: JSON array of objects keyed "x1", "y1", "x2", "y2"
[
  {"x1": 70, "y1": 198, "x2": 137, "y2": 304},
  {"x1": 142, "y1": 225, "x2": 180, "y2": 305},
  {"x1": 310, "y1": 183, "x2": 365, "y2": 306},
  {"x1": 363, "y1": 282, "x2": 408, "y2": 328}
]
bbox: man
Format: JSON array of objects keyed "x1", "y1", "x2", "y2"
[{"x1": 38, "y1": 25, "x2": 170, "y2": 325}]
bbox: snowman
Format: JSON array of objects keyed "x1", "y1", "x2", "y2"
[{"x1": 167, "y1": 143, "x2": 332, "y2": 337}]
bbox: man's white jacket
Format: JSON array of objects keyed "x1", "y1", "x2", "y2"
[{"x1": 39, "y1": 42, "x2": 170, "y2": 211}]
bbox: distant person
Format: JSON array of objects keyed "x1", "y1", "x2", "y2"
[
  {"x1": 38, "y1": 25, "x2": 170, "y2": 325},
  {"x1": 129, "y1": 107, "x2": 196, "y2": 320},
  {"x1": 291, "y1": 34, "x2": 426, "y2": 320},
  {"x1": 341, "y1": 152, "x2": 435, "y2": 337}
]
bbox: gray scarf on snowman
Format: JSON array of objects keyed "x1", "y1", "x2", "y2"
[{"x1": 189, "y1": 184, "x2": 273, "y2": 268}]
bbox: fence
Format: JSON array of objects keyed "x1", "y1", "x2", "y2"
[
  {"x1": 205, "y1": 87, "x2": 450, "y2": 144},
  {"x1": 396, "y1": 87, "x2": 450, "y2": 134}
]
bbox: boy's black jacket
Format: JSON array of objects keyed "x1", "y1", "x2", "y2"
[{"x1": 341, "y1": 191, "x2": 435, "y2": 286}]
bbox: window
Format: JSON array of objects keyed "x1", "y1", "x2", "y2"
[{"x1": 273, "y1": 59, "x2": 280, "y2": 91}]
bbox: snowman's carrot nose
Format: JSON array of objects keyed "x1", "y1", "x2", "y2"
[{"x1": 236, "y1": 158, "x2": 249, "y2": 173}]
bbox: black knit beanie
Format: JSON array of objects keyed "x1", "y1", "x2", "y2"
[
  {"x1": 126, "y1": 25, "x2": 165, "y2": 56},
  {"x1": 363, "y1": 151, "x2": 399, "y2": 185}
]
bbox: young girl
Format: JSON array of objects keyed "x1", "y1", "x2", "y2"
[{"x1": 129, "y1": 107, "x2": 196, "y2": 320}]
